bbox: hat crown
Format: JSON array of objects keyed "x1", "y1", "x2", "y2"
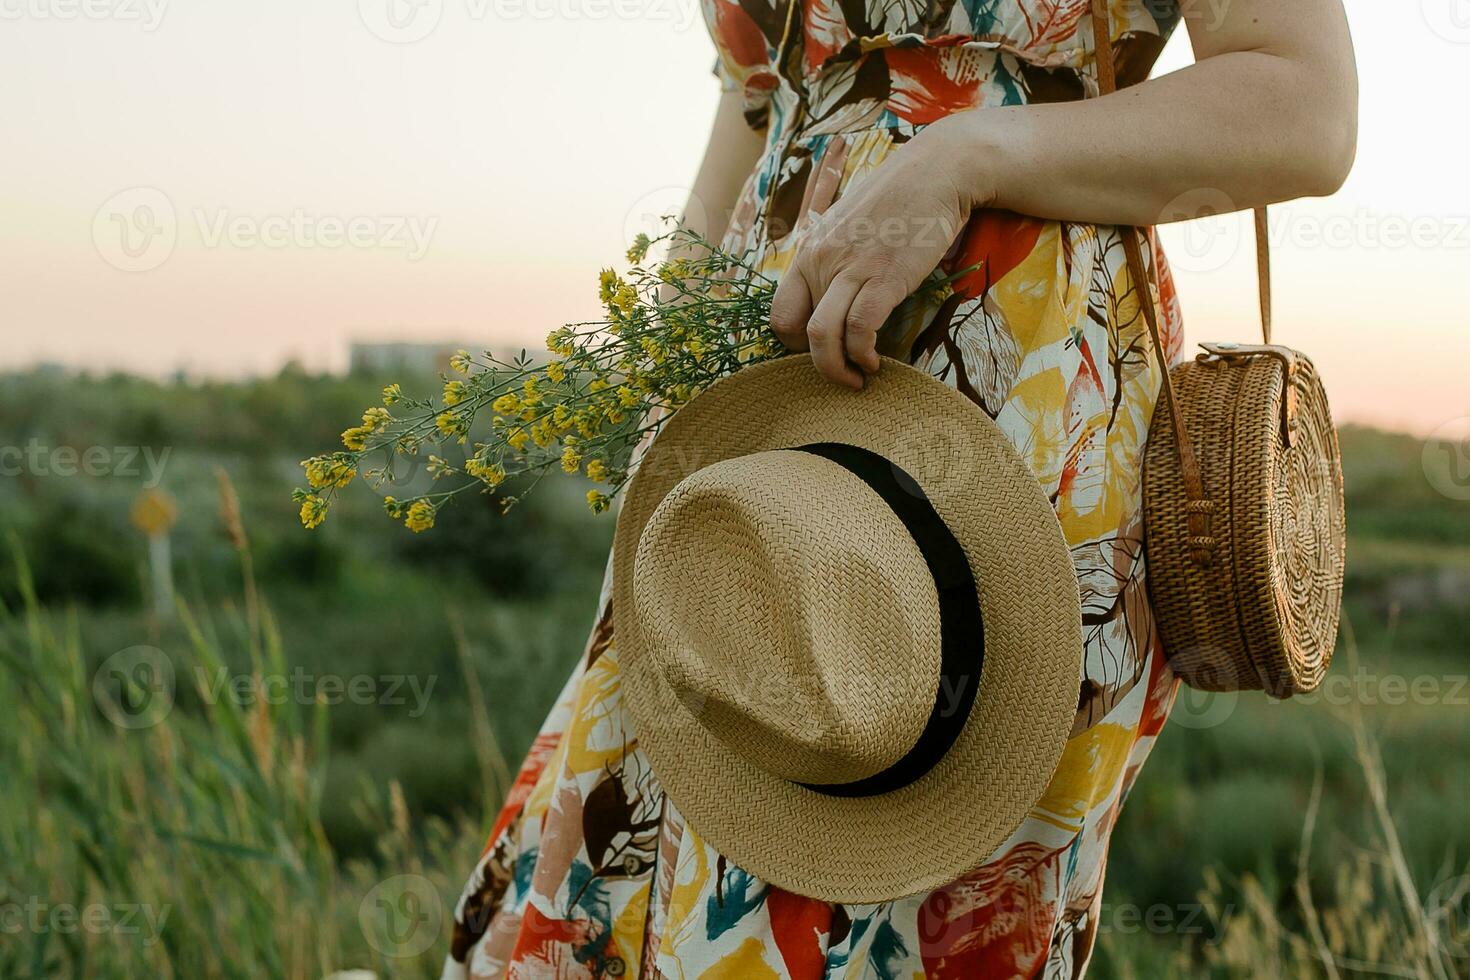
[{"x1": 633, "y1": 450, "x2": 942, "y2": 786}]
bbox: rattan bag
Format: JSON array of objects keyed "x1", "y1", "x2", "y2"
[{"x1": 1090, "y1": 1, "x2": 1347, "y2": 695}]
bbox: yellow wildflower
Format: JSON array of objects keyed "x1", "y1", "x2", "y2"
[
  {"x1": 507, "y1": 428, "x2": 530, "y2": 452},
  {"x1": 546, "y1": 327, "x2": 575, "y2": 357},
  {"x1": 465, "y1": 458, "x2": 506, "y2": 487},
  {"x1": 598, "y1": 268, "x2": 620, "y2": 305},
  {"x1": 561, "y1": 445, "x2": 582, "y2": 473},
  {"x1": 492, "y1": 392, "x2": 522, "y2": 416},
  {"x1": 449, "y1": 349, "x2": 473, "y2": 374},
  {"x1": 404, "y1": 499, "x2": 435, "y2": 533},
  {"x1": 585, "y1": 459, "x2": 607, "y2": 483},
  {"x1": 436, "y1": 412, "x2": 466, "y2": 442},
  {"x1": 302, "y1": 456, "x2": 356, "y2": 490},
  {"x1": 588, "y1": 378, "x2": 609, "y2": 393},
  {"x1": 382, "y1": 383, "x2": 402, "y2": 406},
  {"x1": 657, "y1": 258, "x2": 692, "y2": 282},
  {"x1": 299, "y1": 494, "x2": 328, "y2": 529},
  {"x1": 341, "y1": 425, "x2": 369, "y2": 450},
  {"x1": 443, "y1": 380, "x2": 467, "y2": 406},
  {"x1": 545, "y1": 361, "x2": 567, "y2": 383},
  {"x1": 612, "y1": 284, "x2": 638, "y2": 317},
  {"x1": 626, "y1": 232, "x2": 651, "y2": 264},
  {"x1": 586, "y1": 490, "x2": 611, "y2": 514},
  {"x1": 617, "y1": 386, "x2": 639, "y2": 408}
]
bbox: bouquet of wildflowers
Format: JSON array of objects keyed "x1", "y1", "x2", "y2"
[
  {"x1": 295, "y1": 227, "x2": 966, "y2": 533},
  {"x1": 295, "y1": 228, "x2": 790, "y2": 532}
]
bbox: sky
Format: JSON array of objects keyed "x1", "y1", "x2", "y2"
[{"x1": 1, "y1": 0, "x2": 1467, "y2": 435}]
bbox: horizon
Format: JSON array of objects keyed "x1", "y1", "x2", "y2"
[{"x1": 2, "y1": 0, "x2": 1467, "y2": 437}]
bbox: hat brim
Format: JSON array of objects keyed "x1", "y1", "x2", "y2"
[{"x1": 612, "y1": 355, "x2": 1082, "y2": 903}]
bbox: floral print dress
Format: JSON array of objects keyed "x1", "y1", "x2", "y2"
[{"x1": 445, "y1": 1, "x2": 1188, "y2": 977}]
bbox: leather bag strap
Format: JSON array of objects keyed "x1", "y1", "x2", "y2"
[{"x1": 1086, "y1": 0, "x2": 1272, "y2": 560}]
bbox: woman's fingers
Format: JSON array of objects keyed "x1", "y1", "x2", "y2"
[
  {"x1": 806, "y1": 274, "x2": 866, "y2": 388},
  {"x1": 769, "y1": 267, "x2": 814, "y2": 352},
  {"x1": 771, "y1": 263, "x2": 889, "y2": 388},
  {"x1": 845, "y1": 276, "x2": 903, "y2": 376}
]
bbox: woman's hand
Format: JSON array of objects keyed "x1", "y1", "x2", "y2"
[
  {"x1": 767, "y1": 0, "x2": 1356, "y2": 391},
  {"x1": 769, "y1": 122, "x2": 987, "y2": 389}
]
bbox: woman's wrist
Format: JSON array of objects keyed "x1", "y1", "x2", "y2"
[{"x1": 922, "y1": 107, "x2": 1026, "y2": 213}]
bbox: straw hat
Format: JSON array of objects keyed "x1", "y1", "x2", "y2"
[{"x1": 612, "y1": 355, "x2": 1082, "y2": 903}]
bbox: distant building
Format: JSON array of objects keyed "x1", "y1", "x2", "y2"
[{"x1": 348, "y1": 341, "x2": 468, "y2": 377}]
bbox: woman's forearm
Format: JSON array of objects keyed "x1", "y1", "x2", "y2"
[
  {"x1": 933, "y1": 0, "x2": 1358, "y2": 227},
  {"x1": 674, "y1": 89, "x2": 768, "y2": 250}
]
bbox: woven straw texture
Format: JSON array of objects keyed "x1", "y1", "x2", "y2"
[
  {"x1": 612, "y1": 355, "x2": 1083, "y2": 903},
  {"x1": 1143, "y1": 349, "x2": 1346, "y2": 695}
]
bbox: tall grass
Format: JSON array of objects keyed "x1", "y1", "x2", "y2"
[
  {"x1": 1098, "y1": 623, "x2": 1470, "y2": 979},
  {"x1": 0, "y1": 533, "x2": 490, "y2": 979},
  {"x1": 2, "y1": 535, "x2": 1466, "y2": 976}
]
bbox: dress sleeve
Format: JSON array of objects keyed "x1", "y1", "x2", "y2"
[
  {"x1": 710, "y1": 50, "x2": 777, "y2": 131},
  {"x1": 712, "y1": 56, "x2": 740, "y2": 94}
]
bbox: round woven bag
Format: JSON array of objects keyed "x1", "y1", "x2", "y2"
[
  {"x1": 1088, "y1": 0, "x2": 1346, "y2": 696},
  {"x1": 1141, "y1": 342, "x2": 1347, "y2": 695}
]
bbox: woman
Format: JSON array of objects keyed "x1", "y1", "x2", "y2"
[{"x1": 445, "y1": 0, "x2": 1357, "y2": 975}]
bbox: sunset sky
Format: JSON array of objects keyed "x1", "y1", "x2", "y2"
[{"x1": 2, "y1": 0, "x2": 1466, "y2": 434}]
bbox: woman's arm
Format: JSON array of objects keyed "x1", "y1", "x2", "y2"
[
  {"x1": 770, "y1": 0, "x2": 1359, "y2": 388},
  {"x1": 665, "y1": 88, "x2": 768, "y2": 262},
  {"x1": 951, "y1": 0, "x2": 1359, "y2": 225}
]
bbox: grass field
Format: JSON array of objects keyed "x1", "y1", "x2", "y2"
[{"x1": 2, "y1": 366, "x2": 1467, "y2": 977}]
